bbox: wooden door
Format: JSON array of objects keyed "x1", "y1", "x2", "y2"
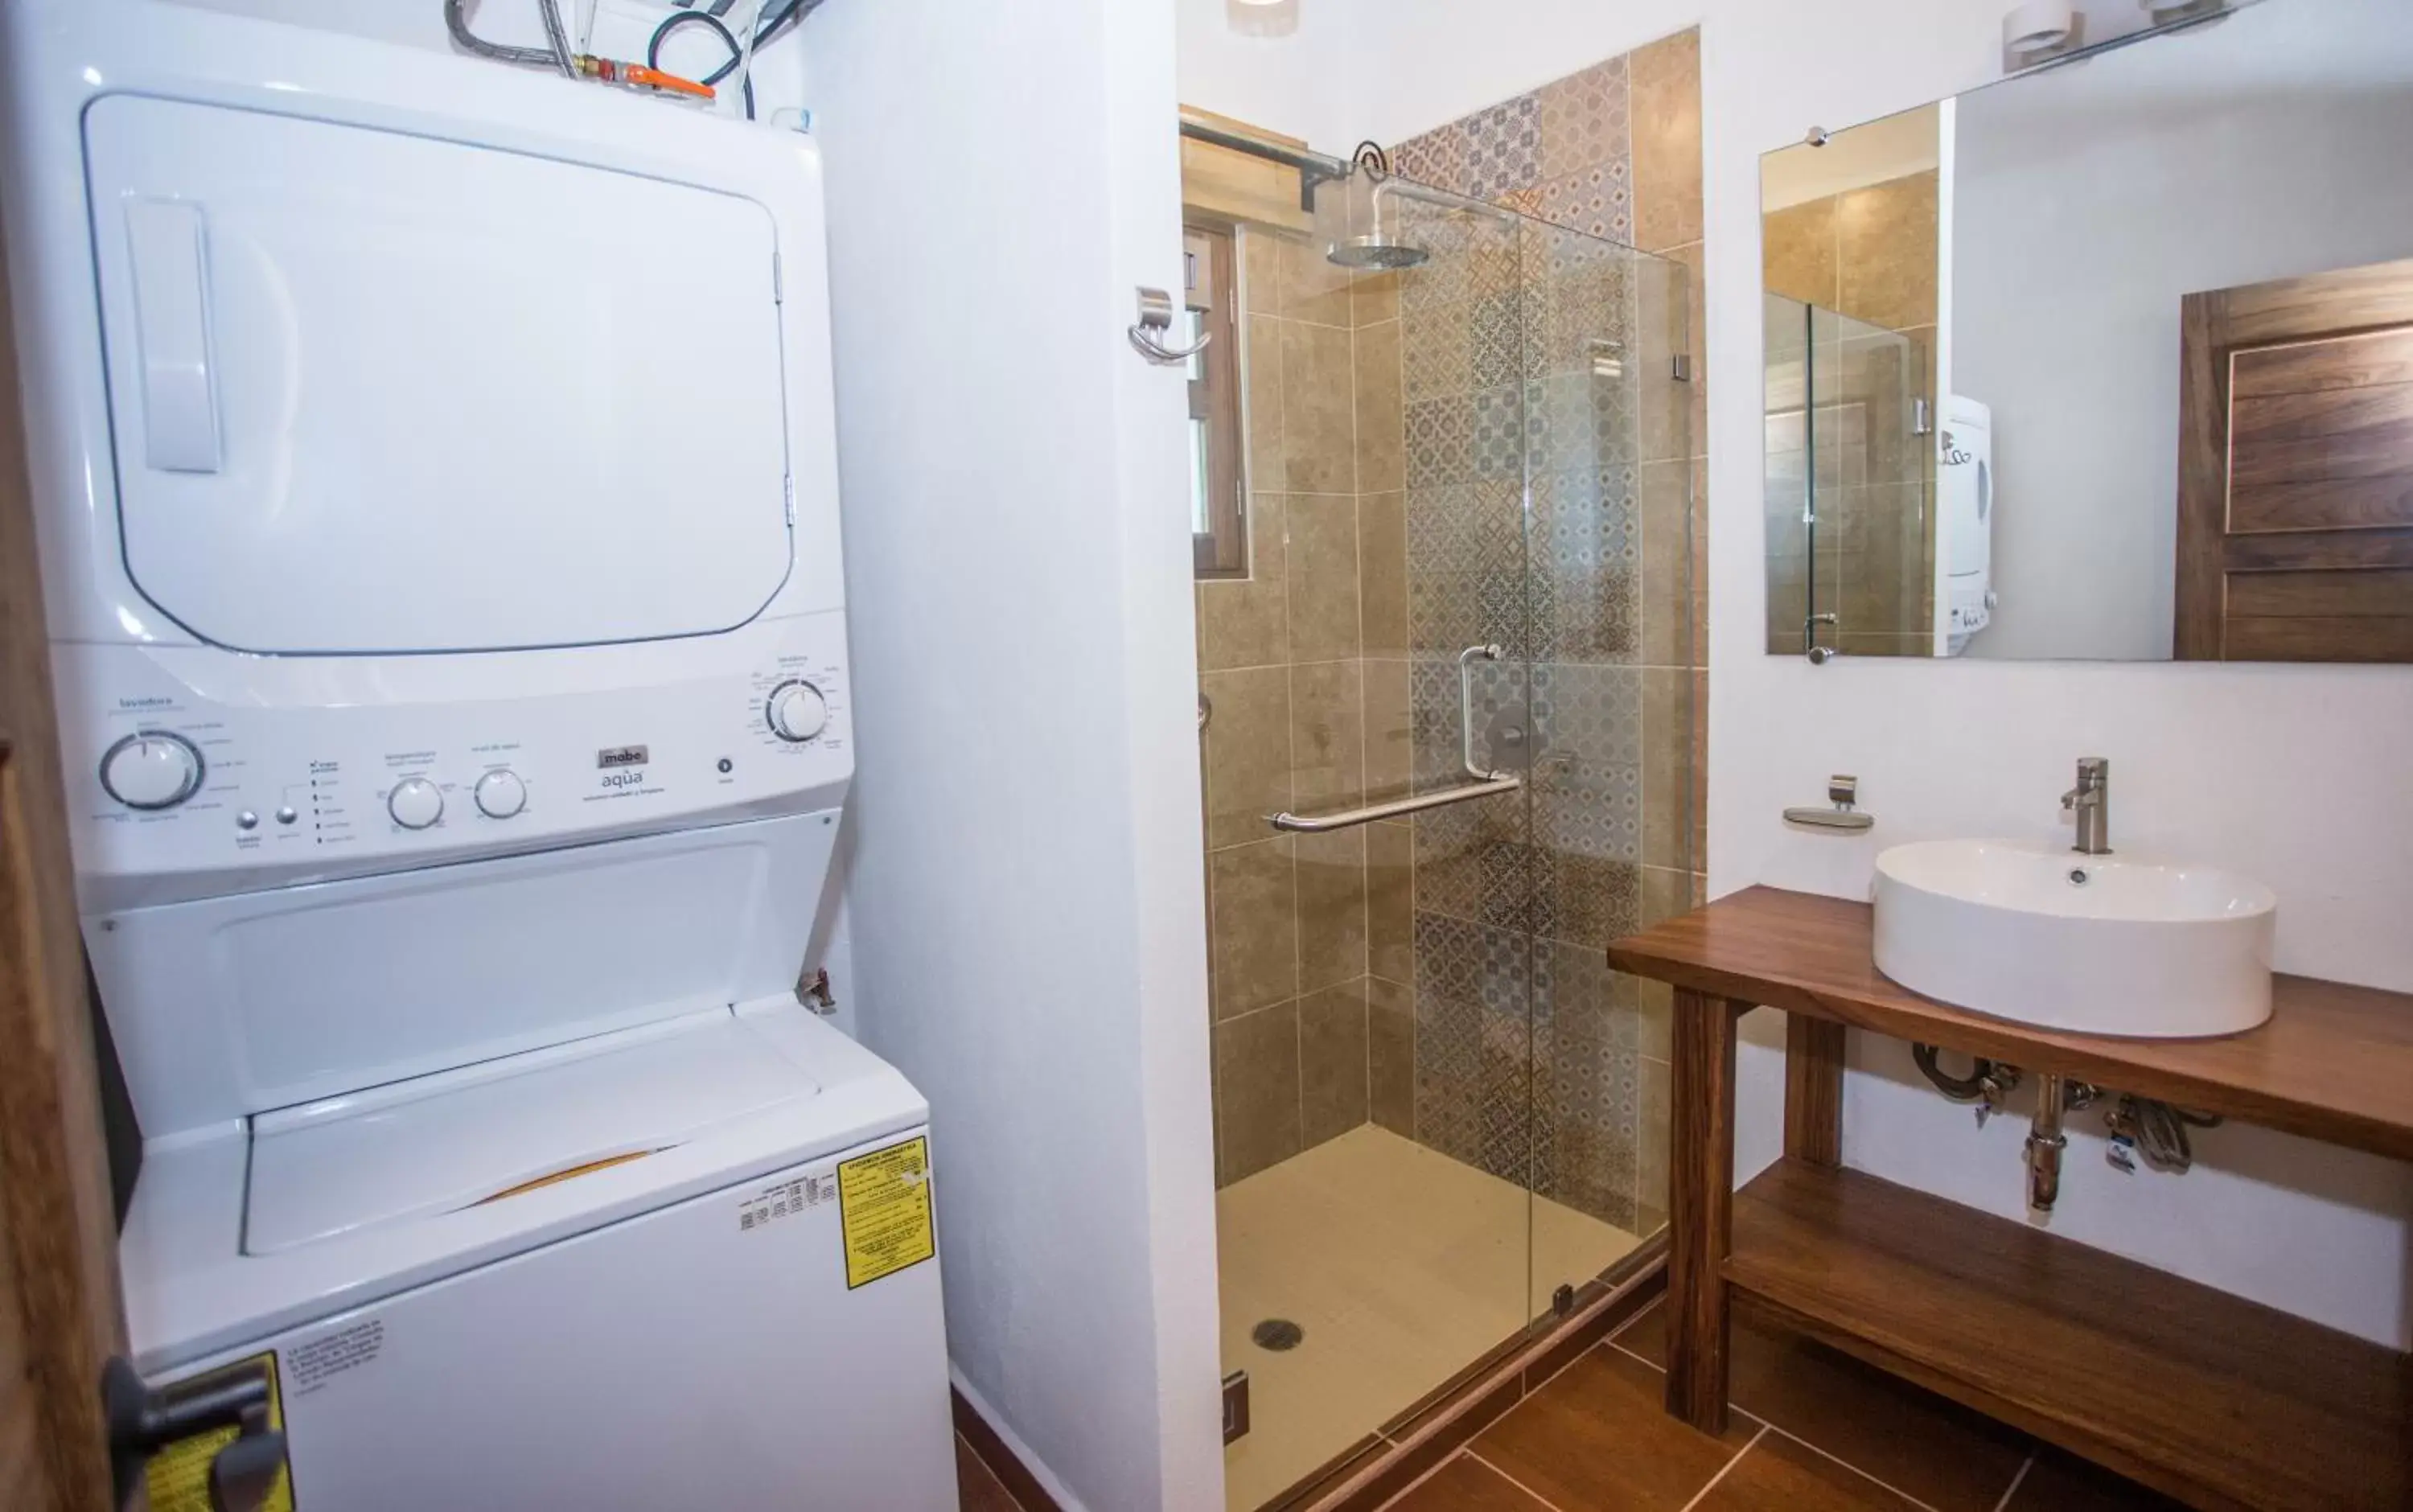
[
  {"x1": 0, "y1": 199, "x2": 129, "y2": 1510},
  {"x1": 2174, "y1": 257, "x2": 2413, "y2": 660}
]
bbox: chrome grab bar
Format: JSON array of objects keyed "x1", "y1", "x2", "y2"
[
  {"x1": 1269, "y1": 774, "x2": 1522, "y2": 834},
  {"x1": 1269, "y1": 645, "x2": 1522, "y2": 833}
]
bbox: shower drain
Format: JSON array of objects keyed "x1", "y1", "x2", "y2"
[{"x1": 1251, "y1": 1318, "x2": 1305, "y2": 1353}]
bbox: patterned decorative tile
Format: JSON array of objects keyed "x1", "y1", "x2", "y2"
[
  {"x1": 1534, "y1": 463, "x2": 1642, "y2": 662},
  {"x1": 1405, "y1": 480, "x2": 1531, "y2": 658},
  {"x1": 1401, "y1": 303, "x2": 1473, "y2": 403},
  {"x1": 1462, "y1": 93, "x2": 1542, "y2": 202},
  {"x1": 1533, "y1": 164, "x2": 1634, "y2": 246},
  {"x1": 1404, "y1": 397, "x2": 1474, "y2": 489},
  {"x1": 1537, "y1": 56, "x2": 1630, "y2": 180},
  {"x1": 1391, "y1": 123, "x2": 1468, "y2": 198},
  {"x1": 1470, "y1": 293, "x2": 1523, "y2": 392},
  {"x1": 1469, "y1": 384, "x2": 1525, "y2": 482}
]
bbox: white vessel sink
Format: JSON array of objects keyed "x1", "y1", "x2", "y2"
[{"x1": 1872, "y1": 840, "x2": 2275, "y2": 1038}]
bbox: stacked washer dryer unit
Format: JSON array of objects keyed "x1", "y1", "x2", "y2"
[{"x1": 2, "y1": 2, "x2": 956, "y2": 1506}]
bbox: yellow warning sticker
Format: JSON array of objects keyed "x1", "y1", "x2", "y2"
[
  {"x1": 145, "y1": 1351, "x2": 295, "y2": 1512},
  {"x1": 838, "y1": 1136, "x2": 935, "y2": 1289}
]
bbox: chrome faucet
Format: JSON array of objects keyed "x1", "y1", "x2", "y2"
[{"x1": 2061, "y1": 757, "x2": 2111, "y2": 855}]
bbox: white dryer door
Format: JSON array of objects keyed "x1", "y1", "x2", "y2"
[{"x1": 84, "y1": 97, "x2": 794, "y2": 654}]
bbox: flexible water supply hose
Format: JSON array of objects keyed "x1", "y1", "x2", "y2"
[{"x1": 444, "y1": 0, "x2": 573, "y2": 73}]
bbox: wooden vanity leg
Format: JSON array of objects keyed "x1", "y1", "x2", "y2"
[
  {"x1": 1666, "y1": 988, "x2": 1740, "y2": 1433},
  {"x1": 1785, "y1": 1017, "x2": 1846, "y2": 1168}
]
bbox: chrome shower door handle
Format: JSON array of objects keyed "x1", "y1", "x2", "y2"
[{"x1": 1457, "y1": 643, "x2": 1511, "y2": 781}]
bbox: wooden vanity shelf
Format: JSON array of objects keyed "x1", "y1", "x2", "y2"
[{"x1": 1609, "y1": 885, "x2": 2413, "y2": 1512}]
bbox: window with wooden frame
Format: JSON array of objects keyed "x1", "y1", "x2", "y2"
[{"x1": 1186, "y1": 225, "x2": 1248, "y2": 578}]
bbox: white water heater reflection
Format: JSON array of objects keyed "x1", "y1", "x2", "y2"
[{"x1": 1941, "y1": 396, "x2": 1993, "y2": 656}]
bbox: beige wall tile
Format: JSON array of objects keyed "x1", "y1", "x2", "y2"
[
  {"x1": 1289, "y1": 659, "x2": 1365, "y2": 817},
  {"x1": 1295, "y1": 827, "x2": 1368, "y2": 993},
  {"x1": 1198, "y1": 494, "x2": 1289, "y2": 672},
  {"x1": 1367, "y1": 974, "x2": 1415, "y2": 1136},
  {"x1": 1352, "y1": 269, "x2": 1400, "y2": 327},
  {"x1": 1353, "y1": 318, "x2": 1404, "y2": 495},
  {"x1": 1634, "y1": 978, "x2": 1671, "y2": 1061},
  {"x1": 1285, "y1": 494, "x2": 1362, "y2": 661},
  {"x1": 1639, "y1": 668, "x2": 1692, "y2": 870},
  {"x1": 1280, "y1": 321, "x2": 1356, "y2": 495},
  {"x1": 1359, "y1": 494, "x2": 1409, "y2": 660},
  {"x1": 1692, "y1": 672, "x2": 1707, "y2": 865},
  {"x1": 1639, "y1": 864, "x2": 1693, "y2": 930},
  {"x1": 1201, "y1": 664, "x2": 1291, "y2": 849},
  {"x1": 1366, "y1": 819, "x2": 1413, "y2": 983},
  {"x1": 1630, "y1": 27, "x2": 1702, "y2": 253},
  {"x1": 1219, "y1": 1002, "x2": 1302, "y2": 1181},
  {"x1": 1278, "y1": 229, "x2": 1356, "y2": 327},
  {"x1": 1638, "y1": 245, "x2": 1700, "y2": 464},
  {"x1": 1690, "y1": 461, "x2": 1710, "y2": 670},
  {"x1": 1667, "y1": 240, "x2": 1707, "y2": 461},
  {"x1": 1638, "y1": 461, "x2": 1692, "y2": 668},
  {"x1": 1243, "y1": 225, "x2": 1283, "y2": 317},
  {"x1": 1210, "y1": 837, "x2": 1298, "y2": 1019},
  {"x1": 1762, "y1": 197, "x2": 1837, "y2": 310},
  {"x1": 1638, "y1": 1056, "x2": 1670, "y2": 1219},
  {"x1": 1299, "y1": 980, "x2": 1371, "y2": 1147},
  {"x1": 1835, "y1": 170, "x2": 1938, "y2": 333},
  {"x1": 1363, "y1": 655, "x2": 1412, "y2": 800},
  {"x1": 1246, "y1": 314, "x2": 1285, "y2": 489}
]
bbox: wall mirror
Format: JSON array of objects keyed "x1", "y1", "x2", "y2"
[{"x1": 1759, "y1": 0, "x2": 2413, "y2": 662}]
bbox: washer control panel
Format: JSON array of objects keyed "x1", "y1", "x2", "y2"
[{"x1": 56, "y1": 611, "x2": 853, "y2": 910}]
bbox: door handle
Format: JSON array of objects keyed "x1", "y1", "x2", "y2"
[
  {"x1": 103, "y1": 1354, "x2": 289, "y2": 1512},
  {"x1": 122, "y1": 197, "x2": 224, "y2": 474}
]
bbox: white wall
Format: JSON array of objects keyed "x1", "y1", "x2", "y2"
[
  {"x1": 1955, "y1": 0, "x2": 2413, "y2": 659},
  {"x1": 800, "y1": 4, "x2": 1223, "y2": 1510},
  {"x1": 1181, "y1": 0, "x2": 2413, "y2": 1348}
]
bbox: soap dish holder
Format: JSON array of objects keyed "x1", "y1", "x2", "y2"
[{"x1": 1785, "y1": 775, "x2": 1874, "y2": 832}]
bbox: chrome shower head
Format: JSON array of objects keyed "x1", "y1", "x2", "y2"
[{"x1": 1327, "y1": 232, "x2": 1429, "y2": 269}]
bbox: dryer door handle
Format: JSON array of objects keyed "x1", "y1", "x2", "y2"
[{"x1": 122, "y1": 197, "x2": 224, "y2": 474}]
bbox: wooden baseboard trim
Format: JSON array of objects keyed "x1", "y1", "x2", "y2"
[{"x1": 952, "y1": 1387, "x2": 1067, "y2": 1512}]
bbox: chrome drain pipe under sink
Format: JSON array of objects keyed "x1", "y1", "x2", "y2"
[{"x1": 2026, "y1": 1073, "x2": 2068, "y2": 1212}]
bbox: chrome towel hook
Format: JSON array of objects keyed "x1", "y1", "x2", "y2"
[{"x1": 1128, "y1": 286, "x2": 1211, "y2": 364}]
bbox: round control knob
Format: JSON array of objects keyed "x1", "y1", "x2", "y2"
[
  {"x1": 387, "y1": 777, "x2": 444, "y2": 831},
  {"x1": 98, "y1": 731, "x2": 204, "y2": 811},
  {"x1": 765, "y1": 680, "x2": 829, "y2": 743},
  {"x1": 474, "y1": 769, "x2": 528, "y2": 820}
]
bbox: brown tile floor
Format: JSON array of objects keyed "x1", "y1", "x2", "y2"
[{"x1": 1383, "y1": 1299, "x2": 2186, "y2": 1511}]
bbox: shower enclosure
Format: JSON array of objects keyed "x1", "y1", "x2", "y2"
[
  {"x1": 1188, "y1": 144, "x2": 1693, "y2": 1510},
  {"x1": 1763, "y1": 293, "x2": 1935, "y2": 659}
]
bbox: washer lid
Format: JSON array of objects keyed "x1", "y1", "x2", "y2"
[
  {"x1": 84, "y1": 95, "x2": 794, "y2": 655},
  {"x1": 243, "y1": 1009, "x2": 820, "y2": 1256}
]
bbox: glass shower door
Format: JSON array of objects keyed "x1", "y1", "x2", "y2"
[
  {"x1": 1198, "y1": 165, "x2": 1690, "y2": 1512},
  {"x1": 1515, "y1": 218, "x2": 1692, "y2": 1320}
]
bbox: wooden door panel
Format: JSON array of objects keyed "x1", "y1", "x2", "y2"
[
  {"x1": 2225, "y1": 615, "x2": 2413, "y2": 662},
  {"x1": 2230, "y1": 325, "x2": 2413, "y2": 397},
  {"x1": 2229, "y1": 472, "x2": 2413, "y2": 532},
  {"x1": 2226, "y1": 567, "x2": 2413, "y2": 618},
  {"x1": 0, "y1": 183, "x2": 125, "y2": 1509},
  {"x1": 2227, "y1": 405, "x2": 2413, "y2": 487},
  {"x1": 2174, "y1": 257, "x2": 2413, "y2": 661}
]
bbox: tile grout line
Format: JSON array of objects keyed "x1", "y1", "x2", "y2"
[
  {"x1": 1462, "y1": 1447, "x2": 1575, "y2": 1512},
  {"x1": 1371, "y1": 1445, "x2": 1469, "y2": 1511},
  {"x1": 1763, "y1": 1425, "x2": 1947, "y2": 1512},
  {"x1": 1674, "y1": 1423, "x2": 1768, "y2": 1512},
  {"x1": 1990, "y1": 1454, "x2": 2034, "y2": 1512}
]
